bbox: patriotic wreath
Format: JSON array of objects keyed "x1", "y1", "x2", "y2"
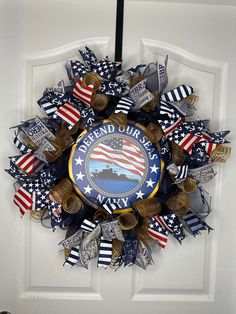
[{"x1": 6, "y1": 47, "x2": 231, "y2": 269}]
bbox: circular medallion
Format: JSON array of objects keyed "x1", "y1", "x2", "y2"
[{"x1": 69, "y1": 121, "x2": 161, "y2": 210}]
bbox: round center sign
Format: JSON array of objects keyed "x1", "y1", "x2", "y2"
[{"x1": 69, "y1": 121, "x2": 162, "y2": 210}]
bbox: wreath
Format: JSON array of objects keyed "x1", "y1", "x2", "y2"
[{"x1": 6, "y1": 47, "x2": 231, "y2": 269}]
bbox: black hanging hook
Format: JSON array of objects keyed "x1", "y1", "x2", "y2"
[{"x1": 115, "y1": 0, "x2": 124, "y2": 62}]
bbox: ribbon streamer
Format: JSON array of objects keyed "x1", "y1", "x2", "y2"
[
  {"x1": 115, "y1": 97, "x2": 134, "y2": 115},
  {"x1": 72, "y1": 79, "x2": 94, "y2": 107},
  {"x1": 183, "y1": 211, "x2": 213, "y2": 236},
  {"x1": 64, "y1": 247, "x2": 79, "y2": 267},
  {"x1": 13, "y1": 134, "x2": 32, "y2": 154},
  {"x1": 161, "y1": 85, "x2": 193, "y2": 102},
  {"x1": 97, "y1": 236, "x2": 113, "y2": 268},
  {"x1": 9, "y1": 153, "x2": 45, "y2": 175},
  {"x1": 80, "y1": 219, "x2": 97, "y2": 233},
  {"x1": 13, "y1": 186, "x2": 33, "y2": 216},
  {"x1": 79, "y1": 46, "x2": 98, "y2": 71},
  {"x1": 54, "y1": 102, "x2": 81, "y2": 127}
]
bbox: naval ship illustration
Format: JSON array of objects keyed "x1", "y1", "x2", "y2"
[{"x1": 91, "y1": 165, "x2": 139, "y2": 182}]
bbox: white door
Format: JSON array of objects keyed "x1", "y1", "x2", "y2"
[{"x1": 1, "y1": 1, "x2": 236, "y2": 313}]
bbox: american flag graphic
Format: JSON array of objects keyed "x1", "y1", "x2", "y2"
[
  {"x1": 89, "y1": 138, "x2": 145, "y2": 177},
  {"x1": 73, "y1": 78, "x2": 94, "y2": 106},
  {"x1": 54, "y1": 102, "x2": 81, "y2": 127},
  {"x1": 5, "y1": 162, "x2": 32, "y2": 183},
  {"x1": 13, "y1": 186, "x2": 33, "y2": 216},
  {"x1": 11, "y1": 153, "x2": 45, "y2": 175}
]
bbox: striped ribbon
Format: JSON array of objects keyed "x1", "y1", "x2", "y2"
[
  {"x1": 183, "y1": 212, "x2": 213, "y2": 236},
  {"x1": 11, "y1": 153, "x2": 45, "y2": 175},
  {"x1": 54, "y1": 102, "x2": 81, "y2": 127},
  {"x1": 41, "y1": 101, "x2": 58, "y2": 117},
  {"x1": 175, "y1": 164, "x2": 189, "y2": 183},
  {"x1": 13, "y1": 186, "x2": 33, "y2": 216},
  {"x1": 115, "y1": 97, "x2": 134, "y2": 115},
  {"x1": 161, "y1": 85, "x2": 193, "y2": 102},
  {"x1": 159, "y1": 100, "x2": 174, "y2": 118},
  {"x1": 147, "y1": 216, "x2": 169, "y2": 249},
  {"x1": 73, "y1": 78, "x2": 94, "y2": 107},
  {"x1": 97, "y1": 236, "x2": 112, "y2": 268},
  {"x1": 13, "y1": 135, "x2": 32, "y2": 154},
  {"x1": 80, "y1": 219, "x2": 97, "y2": 232},
  {"x1": 64, "y1": 247, "x2": 79, "y2": 266},
  {"x1": 102, "y1": 202, "x2": 123, "y2": 215}
]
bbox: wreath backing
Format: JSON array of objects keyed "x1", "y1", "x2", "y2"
[{"x1": 6, "y1": 47, "x2": 231, "y2": 270}]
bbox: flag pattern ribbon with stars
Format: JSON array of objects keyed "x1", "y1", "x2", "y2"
[
  {"x1": 168, "y1": 129, "x2": 201, "y2": 154},
  {"x1": 160, "y1": 214, "x2": 185, "y2": 244},
  {"x1": 148, "y1": 216, "x2": 169, "y2": 248},
  {"x1": 38, "y1": 91, "x2": 71, "y2": 117},
  {"x1": 10, "y1": 153, "x2": 45, "y2": 175},
  {"x1": 66, "y1": 47, "x2": 123, "y2": 97},
  {"x1": 157, "y1": 100, "x2": 227, "y2": 155},
  {"x1": 65, "y1": 60, "x2": 87, "y2": 83},
  {"x1": 148, "y1": 214, "x2": 185, "y2": 247},
  {"x1": 48, "y1": 200, "x2": 62, "y2": 230},
  {"x1": 23, "y1": 179, "x2": 49, "y2": 211},
  {"x1": 158, "y1": 114, "x2": 183, "y2": 137}
]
